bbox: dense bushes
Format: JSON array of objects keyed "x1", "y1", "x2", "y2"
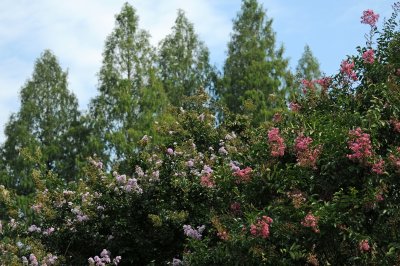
[{"x1": 1, "y1": 3, "x2": 400, "y2": 266}]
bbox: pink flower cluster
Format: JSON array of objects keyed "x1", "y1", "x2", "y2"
[
  {"x1": 295, "y1": 136, "x2": 313, "y2": 152},
  {"x1": 28, "y1": 224, "x2": 41, "y2": 233},
  {"x1": 71, "y1": 207, "x2": 89, "y2": 223},
  {"x1": 362, "y1": 49, "x2": 375, "y2": 64},
  {"x1": 301, "y1": 79, "x2": 315, "y2": 94},
  {"x1": 250, "y1": 215, "x2": 273, "y2": 239},
  {"x1": 289, "y1": 102, "x2": 301, "y2": 112},
  {"x1": 183, "y1": 224, "x2": 205, "y2": 240},
  {"x1": 88, "y1": 249, "x2": 121, "y2": 266},
  {"x1": 31, "y1": 203, "x2": 43, "y2": 213},
  {"x1": 114, "y1": 172, "x2": 143, "y2": 194},
  {"x1": 22, "y1": 254, "x2": 58, "y2": 266},
  {"x1": 200, "y1": 174, "x2": 215, "y2": 188},
  {"x1": 359, "y1": 239, "x2": 370, "y2": 252},
  {"x1": 301, "y1": 77, "x2": 332, "y2": 94},
  {"x1": 89, "y1": 158, "x2": 103, "y2": 169},
  {"x1": 217, "y1": 230, "x2": 229, "y2": 240},
  {"x1": 371, "y1": 159, "x2": 385, "y2": 175},
  {"x1": 294, "y1": 136, "x2": 321, "y2": 169},
  {"x1": 314, "y1": 77, "x2": 332, "y2": 90},
  {"x1": 347, "y1": 128, "x2": 373, "y2": 162},
  {"x1": 361, "y1": 9, "x2": 379, "y2": 27},
  {"x1": 375, "y1": 193, "x2": 384, "y2": 202},
  {"x1": 233, "y1": 167, "x2": 252, "y2": 183},
  {"x1": 340, "y1": 60, "x2": 358, "y2": 81},
  {"x1": 389, "y1": 147, "x2": 400, "y2": 170},
  {"x1": 166, "y1": 148, "x2": 174, "y2": 155},
  {"x1": 27, "y1": 254, "x2": 38, "y2": 266},
  {"x1": 301, "y1": 212, "x2": 320, "y2": 233},
  {"x1": 268, "y1": 128, "x2": 286, "y2": 157}
]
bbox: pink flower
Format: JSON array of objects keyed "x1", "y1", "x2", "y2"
[
  {"x1": 289, "y1": 102, "x2": 301, "y2": 112},
  {"x1": 389, "y1": 148, "x2": 400, "y2": 171},
  {"x1": 234, "y1": 167, "x2": 252, "y2": 183},
  {"x1": 347, "y1": 128, "x2": 373, "y2": 162},
  {"x1": 186, "y1": 160, "x2": 194, "y2": 167},
  {"x1": 362, "y1": 49, "x2": 375, "y2": 64},
  {"x1": 43, "y1": 227, "x2": 55, "y2": 236},
  {"x1": 314, "y1": 77, "x2": 332, "y2": 90},
  {"x1": 200, "y1": 174, "x2": 215, "y2": 188},
  {"x1": 249, "y1": 216, "x2": 273, "y2": 239},
  {"x1": 359, "y1": 239, "x2": 370, "y2": 252},
  {"x1": 340, "y1": 60, "x2": 358, "y2": 81},
  {"x1": 29, "y1": 254, "x2": 38, "y2": 266},
  {"x1": 361, "y1": 9, "x2": 379, "y2": 27},
  {"x1": 183, "y1": 224, "x2": 205, "y2": 240},
  {"x1": 295, "y1": 136, "x2": 313, "y2": 152},
  {"x1": 301, "y1": 79, "x2": 315, "y2": 94},
  {"x1": 268, "y1": 128, "x2": 286, "y2": 157},
  {"x1": 217, "y1": 231, "x2": 229, "y2": 240},
  {"x1": 301, "y1": 212, "x2": 320, "y2": 233},
  {"x1": 218, "y1": 146, "x2": 228, "y2": 155},
  {"x1": 116, "y1": 174, "x2": 127, "y2": 185},
  {"x1": 229, "y1": 161, "x2": 240, "y2": 172},
  {"x1": 166, "y1": 148, "x2": 174, "y2": 155},
  {"x1": 295, "y1": 136, "x2": 321, "y2": 169},
  {"x1": 375, "y1": 193, "x2": 384, "y2": 202},
  {"x1": 371, "y1": 159, "x2": 385, "y2": 175},
  {"x1": 250, "y1": 224, "x2": 258, "y2": 236}
]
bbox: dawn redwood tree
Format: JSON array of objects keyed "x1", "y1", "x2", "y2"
[
  {"x1": 0, "y1": 50, "x2": 83, "y2": 195},
  {"x1": 88, "y1": 3, "x2": 168, "y2": 168},
  {"x1": 296, "y1": 44, "x2": 322, "y2": 81},
  {"x1": 220, "y1": 0, "x2": 292, "y2": 125},
  {"x1": 158, "y1": 9, "x2": 216, "y2": 106}
]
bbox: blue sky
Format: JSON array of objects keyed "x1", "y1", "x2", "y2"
[{"x1": 0, "y1": 0, "x2": 394, "y2": 142}]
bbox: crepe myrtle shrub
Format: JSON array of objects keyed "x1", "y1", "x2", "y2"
[
  {"x1": 11, "y1": 147, "x2": 201, "y2": 266},
  {"x1": 179, "y1": 5, "x2": 400, "y2": 265},
  {"x1": 0, "y1": 184, "x2": 62, "y2": 265}
]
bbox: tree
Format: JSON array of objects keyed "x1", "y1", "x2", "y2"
[
  {"x1": 88, "y1": 3, "x2": 168, "y2": 169},
  {"x1": 0, "y1": 50, "x2": 83, "y2": 195},
  {"x1": 158, "y1": 9, "x2": 216, "y2": 107},
  {"x1": 296, "y1": 44, "x2": 322, "y2": 81},
  {"x1": 220, "y1": 0, "x2": 292, "y2": 125}
]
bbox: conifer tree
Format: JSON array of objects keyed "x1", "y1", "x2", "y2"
[
  {"x1": 220, "y1": 0, "x2": 291, "y2": 124},
  {"x1": 296, "y1": 44, "x2": 322, "y2": 80},
  {"x1": 88, "y1": 3, "x2": 168, "y2": 167},
  {"x1": 0, "y1": 50, "x2": 83, "y2": 195},
  {"x1": 158, "y1": 9, "x2": 216, "y2": 106}
]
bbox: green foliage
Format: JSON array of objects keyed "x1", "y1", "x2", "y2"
[
  {"x1": 220, "y1": 0, "x2": 292, "y2": 125},
  {"x1": 88, "y1": 3, "x2": 169, "y2": 168},
  {"x1": 158, "y1": 9, "x2": 217, "y2": 107},
  {"x1": 0, "y1": 50, "x2": 84, "y2": 195},
  {"x1": 296, "y1": 44, "x2": 322, "y2": 81}
]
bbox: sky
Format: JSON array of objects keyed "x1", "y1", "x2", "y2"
[{"x1": 0, "y1": 0, "x2": 394, "y2": 142}]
